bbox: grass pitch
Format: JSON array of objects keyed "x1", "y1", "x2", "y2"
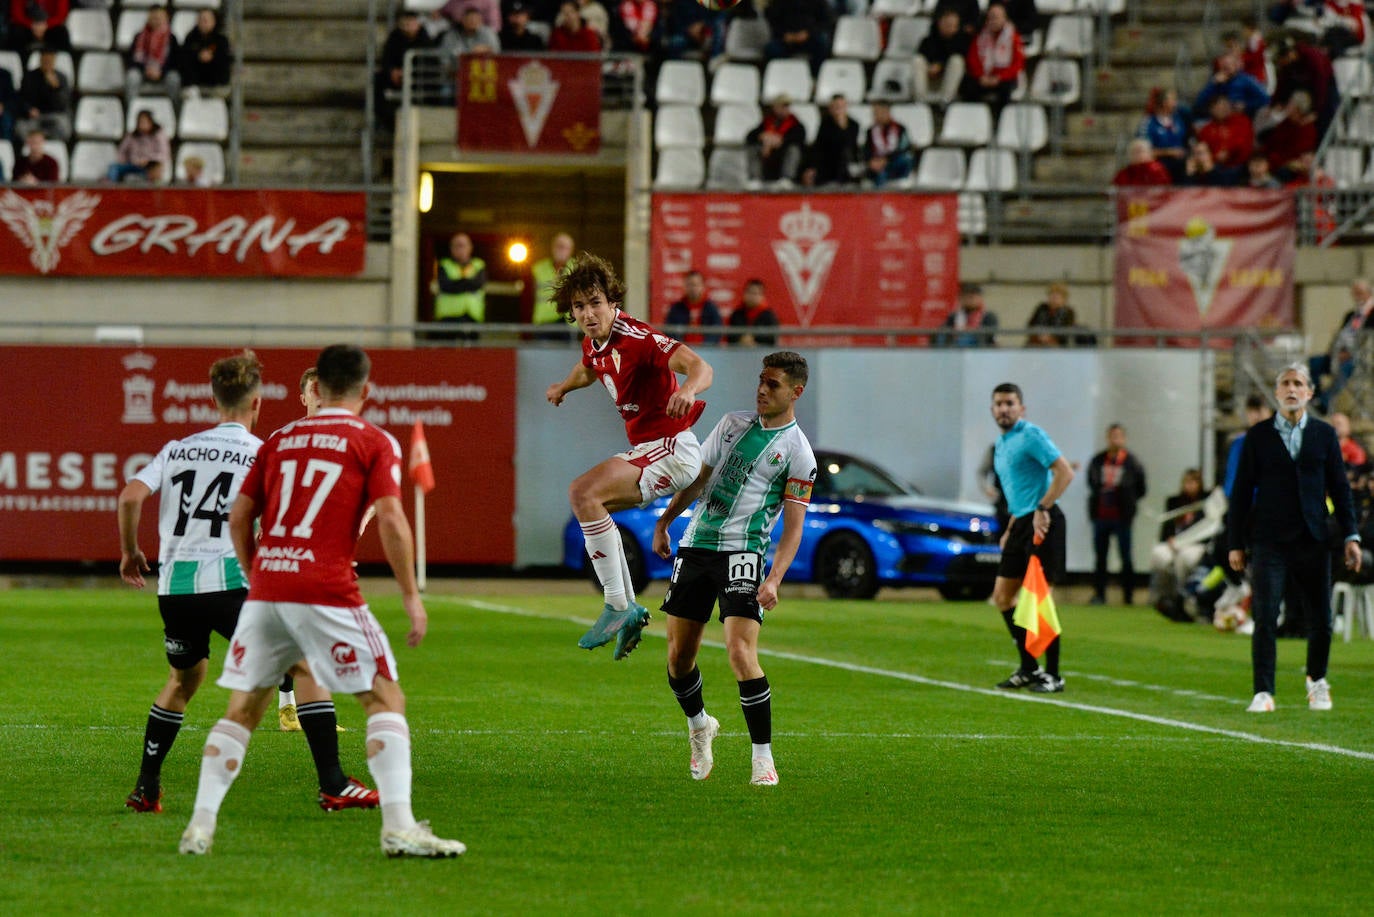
[{"x1": 1, "y1": 582, "x2": 1371, "y2": 915}]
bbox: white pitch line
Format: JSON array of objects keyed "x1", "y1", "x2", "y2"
[
  {"x1": 983, "y1": 660, "x2": 1245, "y2": 706},
  {"x1": 444, "y1": 597, "x2": 1374, "y2": 763}
]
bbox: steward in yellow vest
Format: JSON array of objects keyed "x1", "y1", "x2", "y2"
[{"x1": 434, "y1": 233, "x2": 487, "y2": 323}]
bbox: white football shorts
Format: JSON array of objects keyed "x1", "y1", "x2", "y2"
[
  {"x1": 217, "y1": 600, "x2": 400, "y2": 695},
  {"x1": 617, "y1": 431, "x2": 702, "y2": 508}
]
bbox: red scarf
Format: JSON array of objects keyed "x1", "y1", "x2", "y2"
[
  {"x1": 868, "y1": 123, "x2": 903, "y2": 156},
  {"x1": 134, "y1": 25, "x2": 172, "y2": 66},
  {"x1": 976, "y1": 25, "x2": 1015, "y2": 73}
]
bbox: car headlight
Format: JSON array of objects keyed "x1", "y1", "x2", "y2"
[{"x1": 872, "y1": 519, "x2": 940, "y2": 535}]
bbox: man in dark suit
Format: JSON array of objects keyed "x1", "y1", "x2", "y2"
[
  {"x1": 1228, "y1": 363, "x2": 1362, "y2": 713},
  {"x1": 1087, "y1": 423, "x2": 1148, "y2": 605}
]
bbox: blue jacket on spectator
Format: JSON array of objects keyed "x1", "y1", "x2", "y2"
[
  {"x1": 1136, "y1": 108, "x2": 1191, "y2": 153},
  {"x1": 1194, "y1": 73, "x2": 1270, "y2": 119}
]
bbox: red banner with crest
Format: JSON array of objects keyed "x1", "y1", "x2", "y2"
[
  {"x1": 1113, "y1": 188, "x2": 1295, "y2": 338},
  {"x1": 457, "y1": 54, "x2": 602, "y2": 154},
  {"x1": 650, "y1": 193, "x2": 959, "y2": 334},
  {"x1": 0, "y1": 346, "x2": 515, "y2": 565},
  {"x1": 0, "y1": 188, "x2": 366, "y2": 277}
]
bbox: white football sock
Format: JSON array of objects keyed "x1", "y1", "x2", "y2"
[
  {"x1": 619, "y1": 535, "x2": 638, "y2": 606},
  {"x1": 278, "y1": 690, "x2": 295, "y2": 709},
  {"x1": 752, "y1": 742, "x2": 773, "y2": 761},
  {"x1": 581, "y1": 516, "x2": 627, "y2": 610},
  {"x1": 367, "y1": 712, "x2": 418, "y2": 833},
  {"x1": 188, "y1": 718, "x2": 252, "y2": 832}
]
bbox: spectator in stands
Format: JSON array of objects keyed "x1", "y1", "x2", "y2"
[
  {"x1": 1319, "y1": 0, "x2": 1366, "y2": 58},
  {"x1": 15, "y1": 46, "x2": 71, "y2": 143},
  {"x1": 1149, "y1": 467, "x2": 1209, "y2": 617},
  {"x1": 12, "y1": 128, "x2": 59, "y2": 183},
  {"x1": 1225, "y1": 25, "x2": 1269, "y2": 86},
  {"x1": 442, "y1": 6, "x2": 501, "y2": 56},
  {"x1": 1136, "y1": 87, "x2": 1190, "y2": 182},
  {"x1": 1194, "y1": 50, "x2": 1269, "y2": 120},
  {"x1": 107, "y1": 109, "x2": 170, "y2": 184},
  {"x1": 178, "y1": 9, "x2": 233, "y2": 97},
  {"x1": 1272, "y1": 33, "x2": 1338, "y2": 138},
  {"x1": 1259, "y1": 89, "x2": 1317, "y2": 180},
  {"x1": 530, "y1": 231, "x2": 575, "y2": 336},
  {"x1": 0, "y1": 58, "x2": 16, "y2": 147},
  {"x1": 611, "y1": 0, "x2": 657, "y2": 54},
  {"x1": 960, "y1": 2, "x2": 1025, "y2": 114},
  {"x1": 1112, "y1": 138, "x2": 1172, "y2": 186},
  {"x1": 1026, "y1": 282, "x2": 1080, "y2": 347},
  {"x1": 661, "y1": 0, "x2": 723, "y2": 60},
  {"x1": 1000, "y1": 0, "x2": 1041, "y2": 42},
  {"x1": 728, "y1": 278, "x2": 778, "y2": 347},
  {"x1": 1181, "y1": 141, "x2": 1229, "y2": 186},
  {"x1": 665, "y1": 269, "x2": 723, "y2": 345},
  {"x1": 932, "y1": 0, "x2": 981, "y2": 34},
  {"x1": 1247, "y1": 152, "x2": 1282, "y2": 188},
  {"x1": 802, "y1": 94, "x2": 859, "y2": 187},
  {"x1": 500, "y1": 1, "x2": 547, "y2": 51},
  {"x1": 1309, "y1": 279, "x2": 1374, "y2": 413},
  {"x1": 862, "y1": 101, "x2": 913, "y2": 188},
  {"x1": 375, "y1": 10, "x2": 438, "y2": 130},
  {"x1": 548, "y1": 1, "x2": 602, "y2": 52},
  {"x1": 431, "y1": 231, "x2": 487, "y2": 340},
  {"x1": 764, "y1": 0, "x2": 834, "y2": 76},
  {"x1": 435, "y1": 0, "x2": 501, "y2": 33},
  {"x1": 1332, "y1": 411, "x2": 1369, "y2": 468},
  {"x1": 6, "y1": 2, "x2": 71, "y2": 54},
  {"x1": 746, "y1": 94, "x2": 806, "y2": 186},
  {"x1": 1290, "y1": 151, "x2": 1338, "y2": 241},
  {"x1": 934, "y1": 281, "x2": 998, "y2": 348},
  {"x1": 180, "y1": 154, "x2": 217, "y2": 188},
  {"x1": 576, "y1": 0, "x2": 612, "y2": 46},
  {"x1": 914, "y1": 9, "x2": 969, "y2": 106},
  {"x1": 126, "y1": 5, "x2": 181, "y2": 108},
  {"x1": 1196, "y1": 95, "x2": 1253, "y2": 182}
]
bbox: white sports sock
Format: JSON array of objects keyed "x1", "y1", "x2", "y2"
[
  {"x1": 618, "y1": 537, "x2": 637, "y2": 606},
  {"x1": 581, "y1": 516, "x2": 627, "y2": 610},
  {"x1": 688, "y1": 711, "x2": 711, "y2": 731},
  {"x1": 752, "y1": 742, "x2": 773, "y2": 761},
  {"x1": 188, "y1": 718, "x2": 252, "y2": 831},
  {"x1": 278, "y1": 690, "x2": 295, "y2": 709},
  {"x1": 367, "y1": 712, "x2": 418, "y2": 833}
]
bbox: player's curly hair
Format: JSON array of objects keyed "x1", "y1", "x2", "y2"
[
  {"x1": 764, "y1": 351, "x2": 808, "y2": 387},
  {"x1": 551, "y1": 252, "x2": 626, "y2": 323},
  {"x1": 209, "y1": 350, "x2": 262, "y2": 410}
]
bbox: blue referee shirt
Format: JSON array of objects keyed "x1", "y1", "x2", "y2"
[{"x1": 993, "y1": 419, "x2": 1062, "y2": 519}]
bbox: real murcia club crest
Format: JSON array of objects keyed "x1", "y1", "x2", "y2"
[
  {"x1": 772, "y1": 203, "x2": 837, "y2": 326},
  {"x1": 121, "y1": 351, "x2": 157, "y2": 424},
  {"x1": 509, "y1": 61, "x2": 559, "y2": 148},
  {"x1": 1177, "y1": 216, "x2": 1231, "y2": 317},
  {"x1": 0, "y1": 189, "x2": 101, "y2": 274}
]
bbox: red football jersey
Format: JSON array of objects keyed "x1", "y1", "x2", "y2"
[
  {"x1": 238, "y1": 408, "x2": 402, "y2": 607},
  {"x1": 582, "y1": 311, "x2": 705, "y2": 444}
]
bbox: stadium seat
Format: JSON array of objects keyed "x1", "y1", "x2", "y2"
[
  {"x1": 849, "y1": 103, "x2": 873, "y2": 136},
  {"x1": 814, "y1": 59, "x2": 867, "y2": 103},
  {"x1": 914, "y1": 147, "x2": 966, "y2": 188},
  {"x1": 404, "y1": 0, "x2": 446, "y2": 9},
  {"x1": 791, "y1": 102, "x2": 821, "y2": 142},
  {"x1": 0, "y1": 142, "x2": 13, "y2": 182},
  {"x1": 178, "y1": 96, "x2": 229, "y2": 141},
  {"x1": 175, "y1": 141, "x2": 227, "y2": 184},
  {"x1": 116, "y1": 10, "x2": 147, "y2": 51},
  {"x1": 1037, "y1": 0, "x2": 1078, "y2": 13},
  {"x1": 656, "y1": 60, "x2": 706, "y2": 107},
  {"x1": 965, "y1": 148, "x2": 1018, "y2": 191},
  {"x1": 884, "y1": 16, "x2": 931, "y2": 59},
  {"x1": 128, "y1": 97, "x2": 177, "y2": 136},
  {"x1": 70, "y1": 140, "x2": 117, "y2": 181},
  {"x1": 171, "y1": 10, "x2": 201, "y2": 41},
  {"x1": 77, "y1": 51, "x2": 126, "y2": 94},
  {"x1": 870, "y1": 0, "x2": 920, "y2": 16},
  {"x1": 74, "y1": 96, "x2": 125, "y2": 141},
  {"x1": 958, "y1": 191, "x2": 988, "y2": 235},
  {"x1": 653, "y1": 105, "x2": 705, "y2": 149},
  {"x1": 868, "y1": 59, "x2": 915, "y2": 102},
  {"x1": 181, "y1": 0, "x2": 225, "y2": 6},
  {"x1": 653, "y1": 148, "x2": 705, "y2": 188},
  {"x1": 712, "y1": 103, "x2": 762, "y2": 146},
  {"x1": 1043, "y1": 15, "x2": 1094, "y2": 58},
  {"x1": 0, "y1": 50, "x2": 21, "y2": 89},
  {"x1": 120, "y1": 0, "x2": 162, "y2": 6},
  {"x1": 832, "y1": 16, "x2": 882, "y2": 61},
  {"x1": 706, "y1": 147, "x2": 750, "y2": 189},
  {"x1": 1334, "y1": 57, "x2": 1372, "y2": 99},
  {"x1": 1327, "y1": 145, "x2": 1365, "y2": 187},
  {"x1": 761, "y1": 59, "x2": 814, "y2": 106},
  {"x1": 1076, "y1": 0, "x2": 1126, "y2": 13},
  {"x1": 1347, "y1": 100, "x2": 1374, "y2": 143},
  {"x1": 26, "y1": 50, "x2": 75, "y2": 85},
  {"x1": 1027, "y1": 58, "x2": 1082, "y2": 107},
  {"x1": 996, "y1": 103, "x2": 1048, "y2": 151},
  {"x1": 891, "y1": 102, "x2": 934, "y2": 146},
  {"x1": 711, "y1": 63, "x2": 761, "y2": 107},
  {"x1": 68, "y1": 8, "x2": 114, "y2": 51},
  {"x1": 725, "y1": 18, "x2": 771, "y2": 62},
  {"x1": 23, "y1": 137, "x2": 69, "y2": 181},
  {"x1": 938, "y1": 102, "x2": 992, "y2": 146}
]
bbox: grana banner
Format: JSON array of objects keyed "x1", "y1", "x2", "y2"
[
  {"x1": 1113, "y1": 188, "x2": 1296, "y2": 339},
  {"x1": 456, "y1": 54, "x2": 602, "y2": 154},
  {"x1": 0, "y1": 346, "x2": 516, "y2": 565},
  {"x1": 650, "y1": 193, "x2": 960, "y2": 337},
  {"x1": 0, "y1": 188, "x2": 367, "y2": 277}
]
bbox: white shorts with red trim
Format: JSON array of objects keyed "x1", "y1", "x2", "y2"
[
  {"x1": 616, "y1": 431, "x2": 702, "y2": 507},
  {"x1": 217, "y1": 600, "x2": 399, "y2": 695}
]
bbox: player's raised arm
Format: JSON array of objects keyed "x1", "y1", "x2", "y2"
[
  {"x1": 117, "y1": 480, "x2": 153, "y2": 588},
  {"x1": 666, "y1": 344, "x2": 713, "y2": 418},
  {"x1": 228, "y1": 493, "x2": 259, "y2": 578},
  {"x1": 546, "y1": 363, "x2": 596, "y2": 407},
  {"x1": 373, "y1": 495, "x2": 428, "y2": 647}
]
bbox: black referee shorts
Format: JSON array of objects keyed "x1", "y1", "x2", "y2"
[
  {"x1": 997, "y1": 506, "x2": 1066, "y2": 585},
  {"x1": 158, "y1": 588, "x2": 247, "y2": 669}
]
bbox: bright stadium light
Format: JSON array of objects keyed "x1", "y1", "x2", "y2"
[
  {"x1": 508, "y1": 242, "x2": 529, "y2": 263},
  {"x1": 418, "y1": 172, "x2": 433, "y2": 213}
]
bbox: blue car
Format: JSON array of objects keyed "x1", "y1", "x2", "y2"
[{"x1": 562, "y1": 449, "x2": 1002, "y2": 600}]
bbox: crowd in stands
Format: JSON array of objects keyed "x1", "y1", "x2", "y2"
[{"x1": 1, "y1": 2, "x2": 233, "y2": 185}]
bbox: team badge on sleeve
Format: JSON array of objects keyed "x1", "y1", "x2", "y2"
[{"x1": 785, "y1": 474, "x2": 814, "y2": 504}]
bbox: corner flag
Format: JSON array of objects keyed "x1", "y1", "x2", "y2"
[
  {"x1": 409, "y1": 421, "x2": 436, "y2": 493},
  {"x1": 1012, "y1": 547, "x2": 1061, "y2": 657}
]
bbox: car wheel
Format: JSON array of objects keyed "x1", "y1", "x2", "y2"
[
  {"x1": 815, "y1": 532, "x2": 879, "y2": 599},
  {"x1": 938, "y1": 581, "x2": 996, "y2": 602},
  {"x1": 583, "y1": 524, "x2": 651, "y2": 596}
]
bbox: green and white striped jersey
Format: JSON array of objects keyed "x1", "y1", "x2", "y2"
[
  {"x1": 682, "y1": 411, "x2": 817, "y2": 554},
  {"x1": 131, "y1": 422, "x2": 262, "y2": 596}
]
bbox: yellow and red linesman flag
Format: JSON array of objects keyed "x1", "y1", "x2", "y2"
[
  {"x1": 1012, "y1": 541, "x2": 1061, "y2": 657},
  {"x1": 409, "y1": 420, "x2": 436, "y2": 494}
]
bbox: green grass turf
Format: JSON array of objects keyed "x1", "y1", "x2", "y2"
[{"x1": 1, "y1": 584, "x2": 1372, "y2": 915}]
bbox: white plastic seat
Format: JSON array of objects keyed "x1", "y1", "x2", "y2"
[
  {"x1": 1027, "y1": 58, "x2": 1082, "y2": 106},
  {"x1": 870, "y1": 0, "x2": 920, "y2": 16},
  {"x1": 120, "y1": 0, "x2": 163, "y2": 6},
  {"x1": 26, "y1": 50, "x2": 75, "y2": 85},
  {"x1": 179, "y1": 0, "x2": 224, "y2": 8},
  {"x1": 938, "y1": 101, "x2": 992, "y2": 146},
  {"x1": 761, "y1": 58, "x2": 814, "y2": 106},
  {"x1": 127, "y1": 97, "x2": 177, "y2": 136},
  {"x1": 958, "y1": 191, "x2": 988, "y2": 235},
  {"x1": 885, "y1": 16, "x2": 931, "y2": 59},
  {"x1": 712, "y1": 103, "x2": 762, "y2": 146},
  {"x1": 814, "y1": 59, "x2": 867, "y2": 103},
  {"x1": 1334, "y1": 57, "x2": 1372, "y2": 98},
  {"x1": 1328, "y1": 145, "x2": 1365, "y2": 186},
  {"x1": 1075, "y1": 0, "x2": 1126, "y2": 13},
  {"x1": 175, "y1": 141, "x2": 227, "y2": 184},
  {"x1": 849, "y1": 103, "x2": 874, "y2": 136},
  {"x1": 832, "y1": 15, "x2": 882, "y2": 61},
  {"x1": 868, "y1": 59, "x2": 914, "y2": 101},
  {"x1": 74, "y1": 96, "x2": 125, "y2": 141},
  {"x1": 915, "y1": 146, "x2": 966, "y2": 188},
  {"x1": 70, "y1": 141, "x2": 117, "y2": 181},
  {"x1": 179, "y1": 96, "x2": 229, "y2": 141},
  {"x1": 653, "y1": 148, "x2": 705, "y2": 188},
  {"x1": 77, "y1": 50, "x2": 126, "y2": 94},
  {"x1": 654, "y1": 105, "x2": 705, "y2": 149},
  {"x1": 0, "y1": 50, "x2": 22, "y2": 88},
  {"x1": 706, "y1": 147, "x2": 750, "y2": 189},
  {"x1": 1043, "y1": 15, "x2": 1094, "y2": 58},
  {"x1": 656, "y1": 60, "x2": 706, "y2": 107},
  {"x1": 1347, "y1": 100, "x2": 1374, "y2": 143},
  {"x1": 725, "y1": 18, "x2": 771, "y2": 62},
  {"x1": 965, "y1": 148, "x2": 1018, "y2": 191},
  {"x1": 1037, "y1": 0, "x2": 1078, "y2": 13},
  {"x1": 0, "y1": 142, "x2": 13, "y2": 182},
  {"x1": 116, "y1": 10, "x2": 147, "y2": 51},
  {"x1": 68, "y1": 8, "x2": 115, "y2": 51},
  {"x1": 791, "y1": 102, "x2": 821, "y2": 142},
  {"x1": 996, "y1": 102, "x2": 1048, "y2": 151},
  {"x1": 171, "y1": 10, "x2": 201, "y2": 41},
  {"x1": 404, "y1": 0, "x2": 447, "y2": 9},
  {"x1": 891, "y1": 102, "x2": 934, "y2": 146},
  {"x1": 710, "y1": 63, "x2": 761, "y2": 106},
  {"x1": 1332, "y1": 581, "x2": 1374, "y2": 640}
]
